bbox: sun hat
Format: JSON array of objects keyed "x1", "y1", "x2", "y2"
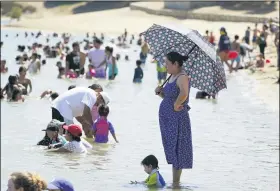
[
  {"x1": 62, "y1": 124, "x2": 82, "y2": 137},
  {"x1": 47, "y1": 178, "x2": 74, "y2": 191},
  {"x1": 99, "y1": 92, "x2": 110, "y2": 105},
  {"x1": 42, "y1": 119, "x2": 65, "y2": 132}
]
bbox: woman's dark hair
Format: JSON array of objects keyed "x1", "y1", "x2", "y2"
[
  {"x1": 234, "y1": 35, "x2": 239, "y2": 40},
  {"x1": 166, "y1": 52, "x2": 188, "y2": 67},
  {"x1": 88, "y1": 84, "x2": 103, "y2": 91},
  {"x1": 141, "y1": 155, "x2": 159, "y2": 169},
  {"x1": 105, "y1": 46, "x2": 113, "y2": 53},
  {"x1": 68, "y1": 85, "x2": 76, "y2": 90},
  {"x1": 11, "y1": 88, "x2": 21, "y2": 101},
  {"x1": 98, "y1": 105, "x2": 109, "y2": 117},
  {"x1": 50, "y1": 92, "x2": 59, "y2": 100},
  {"x1": 8, "y1": 75, "x2": 17, "y2": 85},
  {"x1": 68, "y1": 132, "x2": 81, "y2": 142},
  {"x1": 19, "y1": 66, "x2": 27, "y2": 73}
]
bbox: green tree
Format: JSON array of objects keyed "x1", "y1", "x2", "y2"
[{"x1": 8, "y1": 6, "x2": 22, "y2": 21}]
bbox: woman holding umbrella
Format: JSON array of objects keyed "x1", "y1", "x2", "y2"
[{"x1": 155, "y1": 51, "x2": 193, "y2": 186}]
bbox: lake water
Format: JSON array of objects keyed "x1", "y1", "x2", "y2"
[{"x1": 1, "y1": 28, "x2": 279, "y2": 191}]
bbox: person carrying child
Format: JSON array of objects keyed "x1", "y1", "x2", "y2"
[
  {"x1": 92, "y1": 105, "x2": 118, "y2": 143},
  {"x1": 131, "y1": 155, "x2": 166, "y2": 188}
]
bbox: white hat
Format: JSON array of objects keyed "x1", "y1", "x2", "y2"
[{"x1": 99, "y1": 92, "x2": 110, "y2": 105}]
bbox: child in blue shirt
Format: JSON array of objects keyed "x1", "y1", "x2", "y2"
[
  {"x1": 133, "y1": 60, "x2": 144, "y2": 83},
  {"x1": 131, "y1": 155, "x2": 166, "y2": 188}
]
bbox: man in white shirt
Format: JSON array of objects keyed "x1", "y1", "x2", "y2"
[
  {"x1": 87, "y1": 38, "x2": 106, "y2": 77},
  {"x1": 51, "y1": 86, "x2": 110, "y2": 138}
]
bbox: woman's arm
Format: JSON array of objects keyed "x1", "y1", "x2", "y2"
[
  {"x1": 112, "y1": 57, "x2": 116, "y2": 77},
  {"x1": 174, "y1": 75, "x2": 189, "y2": 107}
]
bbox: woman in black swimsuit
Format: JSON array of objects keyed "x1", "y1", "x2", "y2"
[{"x1": 18, "y1": 66, "x2": 32, "y2": 95}]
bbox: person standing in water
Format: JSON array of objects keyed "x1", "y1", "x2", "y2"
[
  {"x1": 18, "y1": 66, "x2": 32, "y2": 95},
  {"x1": 27, "y1": 53, "x2": 41, "y2": 74},
  {"x1": 274, "y1": 30, "x2": 279, "y2": 70},
  {"x1": 87, "y1": 38, "x2": 106, "y2": 78},
  {"x1": 105, "y1": 46, "x2": 118, "y2": 80},
  {"x1": 155, "y1": 52, "x2": 193, "y2": 186},
  {"x1": 218, "y1": 27, "x2": 232, "y2": 73},
  {"x1": 231, "y1": 35, "x2": 241, "y2": 71},
  {"x1": 66, "y1": 42, "x2": 81, "y2": 76},
  {"x1": 258, "y1": 24, "x2": 269, "y2": 59},
  {"x1": 244, "y1": 27, "x2": 251, "y2": 45},
  {"x1": 133, "y1": 60, "x2": 144, "y2": 83},
  {"x1": 140, "y1": 41, "x2": 149, "y2": 64}
]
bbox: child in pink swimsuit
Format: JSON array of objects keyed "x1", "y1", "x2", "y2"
[
  {"x1": 92, "y1": 105, "x2": 118, "y2": 143},
  {"x1": 89, "y1": 84, "x2": 103, "y2": 122}
]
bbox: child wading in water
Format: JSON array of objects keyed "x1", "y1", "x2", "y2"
[
  {"x1": 133, "y1": 60, "x2": 144, "y2": 83},
  {"x1": 131, "y1": 155, "x2": 166, "y2": 188},
  {"x1": 92, "y1": 105, "x2": 118, "y2": 143}
]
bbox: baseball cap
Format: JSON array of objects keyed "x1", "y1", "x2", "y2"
[
  {"x1": 47, "y1": 178, "x2": 74, "y2": 191},
  {"x1": 99, "y1": 92, "x2": 110, "y2": 105},
  {"x1": 42, "y1": 119, "x2": 65, "y2": 131},
  {"x1": 63, "y1": 124, "x2": 82, "y2": 137}
]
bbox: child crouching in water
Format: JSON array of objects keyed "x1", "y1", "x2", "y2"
[
  {"x1": 131, "y1": 155, "x2": 165, "y2": 188},
  {"x1": 92, "y1": 105, "x2": 118, "y2": 143}
]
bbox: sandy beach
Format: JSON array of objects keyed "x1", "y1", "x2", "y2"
[{"x1": 2, "y1": 3, "x2": 279, "y2": 110}]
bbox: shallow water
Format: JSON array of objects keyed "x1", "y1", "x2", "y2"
[{"x1": 1, "y1": 28, "x2": 279, "y2": 191}]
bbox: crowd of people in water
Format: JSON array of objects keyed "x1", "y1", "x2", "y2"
[{"x1": 1, "y1": 19, "x2": 279, "y2": 190}]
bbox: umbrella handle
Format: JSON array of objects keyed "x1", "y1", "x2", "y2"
[{"x1": 156, "y1": 75, "x2": 171, "y2": 95}]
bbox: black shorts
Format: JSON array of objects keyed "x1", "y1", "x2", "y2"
[{"x1": 51, "y1": 107, "x2": 64, "y2": 122}]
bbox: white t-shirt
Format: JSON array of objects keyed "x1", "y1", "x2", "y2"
[
  {"x1": 52, "y1": 87, "x2": 97, "y2": 120},
  {"x1": 87, "y1": 48, "x2": 106, "y2": 68},
  {"x1": 62, "y1": 140, "x2": 87, "y2": 153}
]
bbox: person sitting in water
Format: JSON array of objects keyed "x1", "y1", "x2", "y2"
[
  {"x1": 133, "y1": 60, "x2": 144, "y2": 83},
  {"x1": 49, "y1": 124, "x2": 87, "y2": 153},
  {"x1": 10, "y1": 88, "x2": 24, "y2": 102},
  {"x1": 92, "y1": 105, "x2": 118, "y2": 143},
  {"x1": 131, "y1": 155, "x2": 166, "y2": 188},
  {"x1": 1, "y1": 60, "x2": 8, "y2": 73},
  {"x1": 37, "y1": 119, "x2": 67, "y2": 147}
]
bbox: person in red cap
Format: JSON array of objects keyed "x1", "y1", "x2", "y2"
[{"x1": 50, "y1": 124, "x2": 87, "y2": 153}]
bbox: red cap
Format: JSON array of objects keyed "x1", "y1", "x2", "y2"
[{"x1": 63, "y1": 124, "x2": 82, "y2": 137}]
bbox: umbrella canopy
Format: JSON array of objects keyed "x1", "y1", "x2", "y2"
[{"x1": 140, "y1": 24, "x2": 227, "y2": 95}]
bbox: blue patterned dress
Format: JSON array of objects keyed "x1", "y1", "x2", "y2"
[{"x1": 159, "y1": 75, "x2": 193, "y2": 170}]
